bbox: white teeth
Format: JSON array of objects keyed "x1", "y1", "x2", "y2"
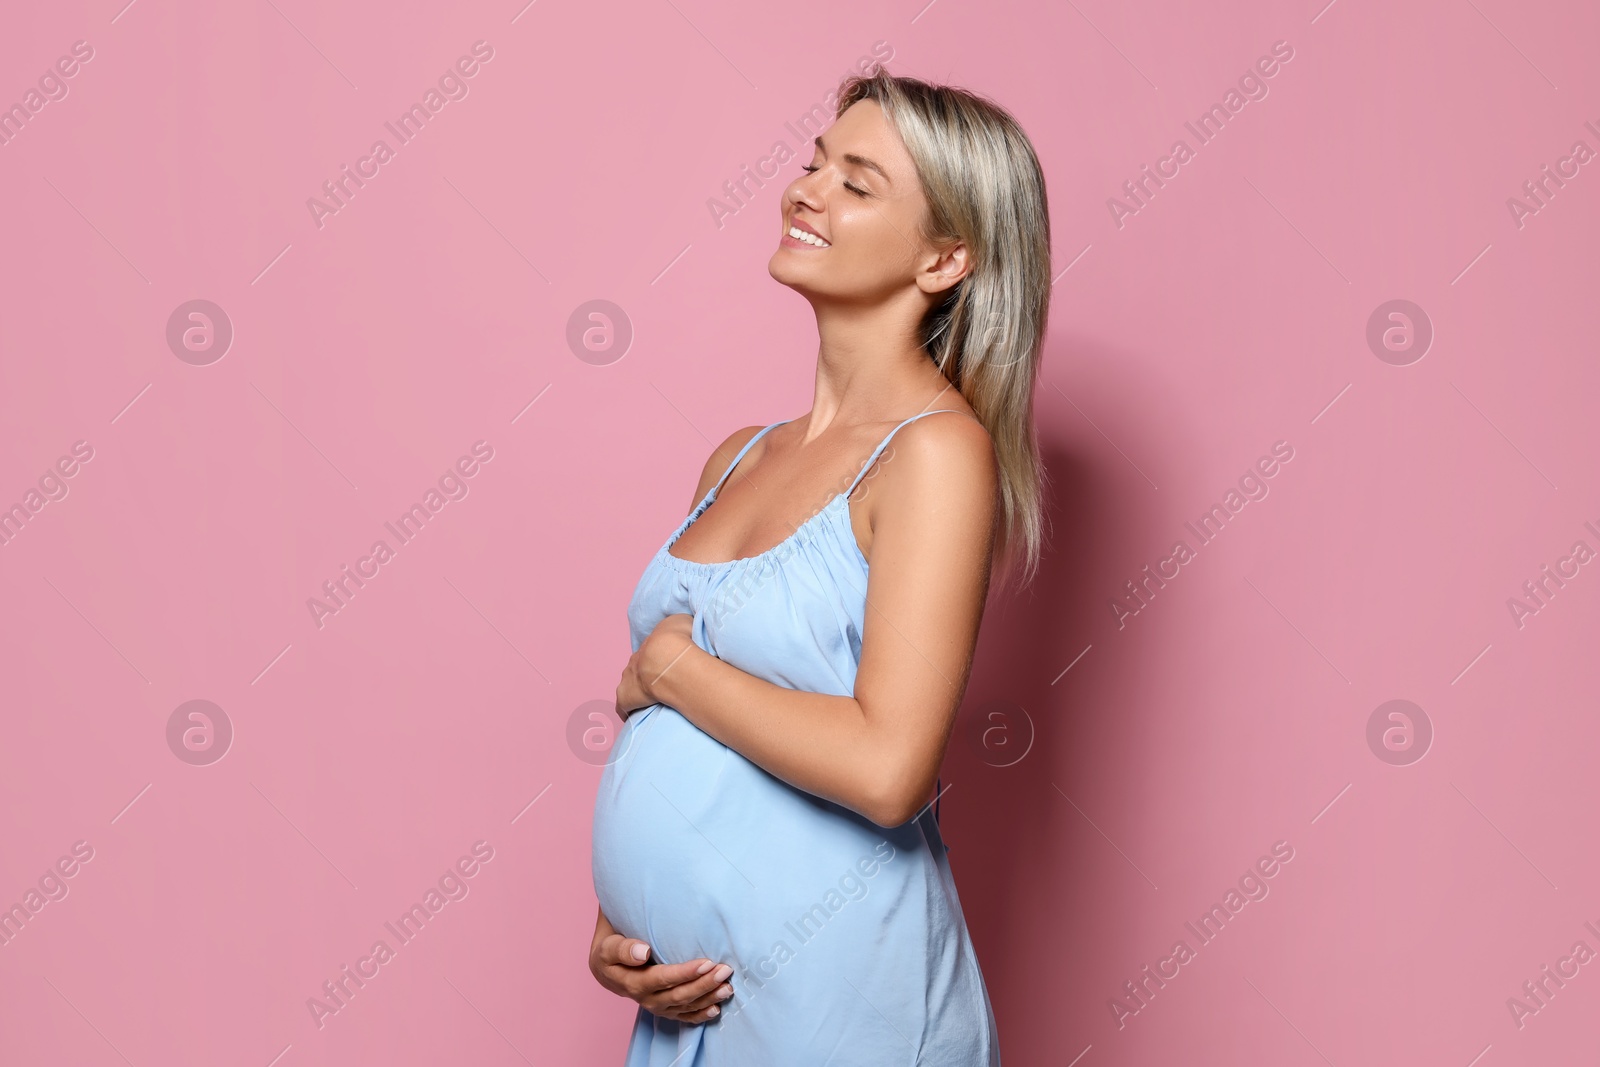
[{"x1": 788, "y1": 225, "x2": 829, "y2": 247}]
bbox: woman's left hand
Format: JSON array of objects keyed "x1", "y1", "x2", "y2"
[{"x1": 616, "y1": 613, "x2": 696, "y2": 720}]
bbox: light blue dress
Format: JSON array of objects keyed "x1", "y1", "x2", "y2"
[{"x1": 592, "y1": 411, "x2": 1002, "y2": 1066}]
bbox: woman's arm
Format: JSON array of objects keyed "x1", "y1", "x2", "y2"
[{"x1": 631, "y1": 416, "x2": 997, "y2": 828}]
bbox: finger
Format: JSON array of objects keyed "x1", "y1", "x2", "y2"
[
  {"x1": 610, "y1": 957, "x2": 714, "y2": 999},
  {"x1": 669, "y1": 1002, "x2": 724, "y2": 1025},
  {"x1": 622, "y1": 957, "x2": 713, "y2": 994},
  {"x1": 641, "y1": 963, "x2": 731, "y2": 1007},
  {"x1": 662, "y1": 981, "x2": 735, "y2": 1025},
  {"x1": 600, "y1": 934, "x2": 654, "y2": 967},
  {"x1": 641, "y1": 960, "x2": 727, "y2": 997},
  {"x1": 675, "y1": 980, "x2": 735, "y2": 1016}
]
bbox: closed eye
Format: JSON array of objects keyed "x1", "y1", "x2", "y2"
[{"x1": 801, "y1": 164, "x2": 869, "y2": 198}]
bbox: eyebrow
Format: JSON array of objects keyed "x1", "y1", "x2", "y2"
[{"x1": 814, "y1": 136, "x2": 892, "y2": 185}]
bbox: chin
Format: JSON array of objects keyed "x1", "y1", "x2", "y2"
[{"x1": 767, "y1": 253, "x2": 815, "y2": 293}]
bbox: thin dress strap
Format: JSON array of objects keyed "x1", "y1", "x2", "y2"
[
  {"x1": 844, "y1": 410, "x2": 965, "y2": 497},
  {"x1": 710, "y1": 420, "x2": 794, "y2": 496}
]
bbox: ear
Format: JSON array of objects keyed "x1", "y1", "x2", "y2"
[{"x1": 916, "y1": 240, "x2": 970, "y2": 296}]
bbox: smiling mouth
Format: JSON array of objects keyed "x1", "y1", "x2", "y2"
[{"x1": 784, "y1": 224, "x2": 830, "y2": 248}]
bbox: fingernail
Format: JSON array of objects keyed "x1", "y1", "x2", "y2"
[
  {"x1": 631, "y1": 943, "x2": 649, "y2": 961},
  {"x1": 696, "y1": 960, "x2": 715, "y2": 975},
  {"x1": 707, "y1": 1005, "x2": 720, "y2": 1017},
  {"x1": 716, "y1": 984, "x2": 733, "y2": 1000},
  {"x1": 712, "y1": 964, "x2": 732, "y2": 981}
]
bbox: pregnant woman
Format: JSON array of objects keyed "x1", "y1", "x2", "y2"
[{"x1": 590, "y1": 70, "x2": 1050, "y2": 1065}]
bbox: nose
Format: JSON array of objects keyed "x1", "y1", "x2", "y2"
[{"x1": 785, "y1": 170, "x2": 824, "y2": 214}]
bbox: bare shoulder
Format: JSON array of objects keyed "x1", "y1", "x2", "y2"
[
  {"x1": 863, "y1": 410, "x2": 998, "y2": 539},
  {"x1": 878, "y1": 410, "x2": 996, "y2": 499},
  {"x1": 687, "y1": 424, "x2": 769, "y2": 511}
]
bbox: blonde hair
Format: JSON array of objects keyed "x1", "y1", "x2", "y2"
[{"x1": 835, "y1": 72, "x2": 1052, "y2": 590}]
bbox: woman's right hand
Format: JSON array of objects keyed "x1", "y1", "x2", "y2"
[{"x1": 589, "y1": 906, "x2": 735, "y2": 1024}]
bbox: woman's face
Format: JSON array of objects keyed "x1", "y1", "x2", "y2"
[{"x1": 768, "y1": 99, "x2": 960, "y2": 305}]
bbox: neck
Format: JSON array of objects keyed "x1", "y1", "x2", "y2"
[{"x1": 801, "y1": 295, "x2": 952, "y2": 441}]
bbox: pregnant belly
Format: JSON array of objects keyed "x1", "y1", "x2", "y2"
[{"x1": 591, "y1": 704, "x2": 914, "y2": 971}]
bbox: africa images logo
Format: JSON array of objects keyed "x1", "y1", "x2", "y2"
[
  {"x1": 305, "y1": 841, "x2": 495, "y2": 1030},
  {"x1": 306, "y1": 441, "x2": 495, "y2": 629},
  {"x1": 1109, "y1": 840, "x2": 1295, "y2": 1029},
  {"x1": 1110, "y1": 441, "x2": 1295, "y2": 628},
  {"x1": 306, "y1": 41, "x2": 496, "y2": 230}
]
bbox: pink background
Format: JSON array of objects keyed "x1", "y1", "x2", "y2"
[{"x1": 2, "y1": 0, "x2": 1597, "y2": 1063}]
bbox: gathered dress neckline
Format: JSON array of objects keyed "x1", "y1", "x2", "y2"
[{"x1": 661, "y1": 412, "x2": 962, "y2": 573}]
